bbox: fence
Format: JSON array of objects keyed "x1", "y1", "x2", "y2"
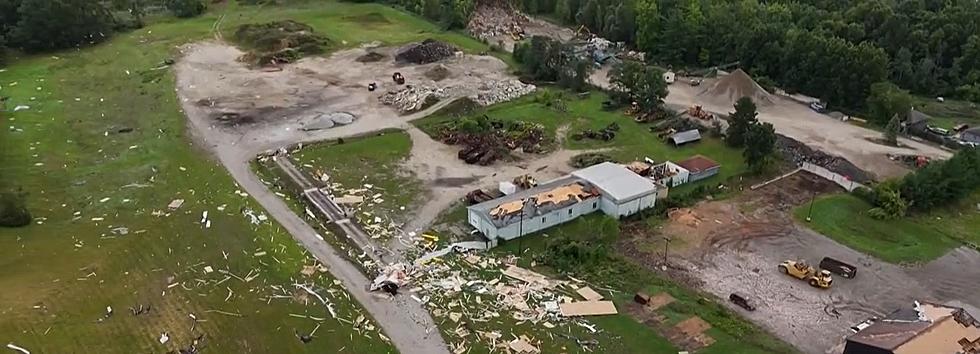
[
  {"x1": 750, "y1": 163, "x2": 866, "y2": 192},
  {"x1": 800, "y1": 162, "x2": 866, "y2": 192}
]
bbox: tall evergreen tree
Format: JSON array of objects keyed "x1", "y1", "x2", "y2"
[{"x1": 725, "y1": 97, "x2": 758, "y2": 147}]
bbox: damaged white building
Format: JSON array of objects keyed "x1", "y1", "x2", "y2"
[{"x1": 467, "y1": 162, "x2": 658, "y2": 242}]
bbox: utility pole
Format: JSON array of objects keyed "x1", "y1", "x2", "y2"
[
  {"x1": 806, "y1": 190, "x2": 816, "y2": 222},
  {"x1": 662, "y1": 236, "x2": 671, "y2": 265},
  {"x1": 518, "y1": 198, "x2": 526, "y2": 256}
]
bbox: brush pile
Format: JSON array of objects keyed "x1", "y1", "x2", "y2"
[
  {"x1": 234, "y1": 20, "x2": 330, "y2": 66},
  {"x1": 436, "y1": 115, "x2": 547, "y2": 165}
]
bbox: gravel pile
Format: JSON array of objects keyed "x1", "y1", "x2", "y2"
[
  {"x1": 471, "y1": 79, "x2": 536, "y2": 106},
  {"x1": 379, "y1": 85, "x2": 452, "y2": 113},
  {"x1": 394, "y1": 39, "x2": 458, "y2": 64}
]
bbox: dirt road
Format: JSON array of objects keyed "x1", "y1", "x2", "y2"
[
  {"x1": 624, "y1": 172, "x2": 980, "y2": 354},
  {"x1": 587, "y1": 68, "x2": 951, "y2": 180},
  {"x1": 174, "y1": 41, "x2": 521, "y2": 354}
]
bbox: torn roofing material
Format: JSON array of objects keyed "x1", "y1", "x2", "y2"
[
  {"x1": 847, "y1": 301, "x2": 980, "y2": 353},
  {"x1": 571, "y1": 162, "x2": 658, "y2": 202},
  {"x1": 470, "y1": 176, "x2": 600, "y2": 228}
]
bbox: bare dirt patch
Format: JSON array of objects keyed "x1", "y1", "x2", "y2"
[
  {"x1": 659, "y1": 71, "x2": 952, "y2": 180},
  {"x1": 619, "y1": 171, "x2": 980, "y2": 354}
]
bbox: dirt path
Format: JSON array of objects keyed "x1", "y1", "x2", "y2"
[
  {"x1": 663, "y1": 76, "x2": 950, "y2": 180},
  {"x1": 394, "y1": 125, "x2": 607, "y2": 250},
  {"x1": 174, "y1": 41, "x2": 516, "y2": 354}
]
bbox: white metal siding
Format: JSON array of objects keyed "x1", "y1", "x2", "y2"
[{"x1": 488, "y1": 197, "x2": 603, "y2": 241}]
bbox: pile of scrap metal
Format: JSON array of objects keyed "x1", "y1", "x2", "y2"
[
  {"x1": 466, "y1": 189, "x2": 498, "y2": 205},
  {"x1": 888, "y1": 153, "x2": 930, "y2": 168},
  {"x1": 686, "y1": 105, "x2": 714, "y2": 120},
  {"x1": 572, "y1": 123, "x2": 620, "y2": 141},
  {"x1": 512, "y1": 174, "x2": 538, "y2": 190},
  {"x1": 626, "y1": 102, "x2": 673, "y2": 123}
]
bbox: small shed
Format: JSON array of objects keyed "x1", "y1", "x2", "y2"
[
  {"x1": 677, "y1": 155, "x2": 720, "y2": 182},
  {"x1": 663, "y1": 71, "x2": 676, "y2": 84},
  {"x1": 670, "y1": 129, "x2": 702, "y2": 146}
]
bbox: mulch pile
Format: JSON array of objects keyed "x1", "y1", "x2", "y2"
[
  {"x1": 395, "y1": 39, "x2": 457, "y2": 64},
  {"x1": 776, "y1": 134, "x2": 874, "y2": 183}
]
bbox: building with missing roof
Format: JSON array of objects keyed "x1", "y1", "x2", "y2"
[
  {"x1": 467, "y1": 162, "x2": 658, "y2": 242},
  {"x1": 844, "y1": 301, "x2": 980, "y2": 354}
]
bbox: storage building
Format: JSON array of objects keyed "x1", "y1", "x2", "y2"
[
  {"x1": 677, "y1": 155, "x2": 720, "y2": 182},
  {"x1": 467, "y1": 163, "x2": 659, "y2": 241}
]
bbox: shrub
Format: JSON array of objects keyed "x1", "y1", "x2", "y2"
[
  {"x1": 0, "y1": 190, "x2": 31, "y2": 227},
  {"x1": 165, "y1": 0, "x2": 206, "y2": 18}
]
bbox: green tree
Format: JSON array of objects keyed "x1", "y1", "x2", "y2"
[
  {"x1": 0, "y1": 189, "x2": 31, "y2": 227},
  {"x1": 608, "y1": 60, "x2": 667, "y2": 113},
  {"x1": 575, "y1": 0, "x2": 598, "y2": 31},
  {"x1": 883, "y1": 113, "x2": 900, "y2": 145},
  {"x1": 555, "y1": 0, "x2": 572, "y2": 23},
  {"x1": 634, "y1": 0, "x2": 659, "y2": 54},
  {"x1": 113, "y1": 0, "x2": 146, "y2": 28},
  {"x1": 165, "y1": 0, "x2": 205, "y2": 18},
  {"x1": 866, "y1": 81, "x2": 912, "y2": 125},
  {"x1": 9, "y1": 0, "x2": 114, "y2": 52},
  {"x1": 866, "y1": 184, "x2": 907, "y2": 220},
  {"x1": 725, "y1": 97, "x2": 758, "y2": 147},
  {"x1": 743, "y1": 122, "x2": 776, "y2": 172}
]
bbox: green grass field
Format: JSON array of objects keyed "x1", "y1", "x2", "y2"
[
  {"x1": 0, "y1": 1, "x2": 513, "y2": 352},
  {"x1": 414, "y1": 88, "x2": 748, "y2": 194},
  {"x1": 292, "y1": 130, "x2": 423, "y2": 233},
  {"x1": 911, "y1": 96, "x2": 980, "y2": 130},
  {"x1": 494, "y1": 215, "x2": 800, "y2": 354},
  {"x1": 793, "y1": 193, "x2": 980, "y2": 263}
]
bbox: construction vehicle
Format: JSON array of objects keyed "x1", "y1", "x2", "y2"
[
  {"x1": 392, "y1": 72, "x2": 405, "y2": 85},
  {"x1": 686, "y1": 105, "x2": 713, "y2": 120},
  {"x1": 367, "y1": 82, "x2": 377, "y2": 91},
  {"x1": 512, "y1": 175, "x2": 538, "y2": 190},
  {"x1": 778, "y1": 260, "x2": 833, "y2": 288}
]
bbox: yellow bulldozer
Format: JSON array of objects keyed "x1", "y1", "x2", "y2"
[{"x1": 778, "y1": 260, "x2": 833, "y2": 289}]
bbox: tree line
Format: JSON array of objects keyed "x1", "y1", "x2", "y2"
[
  {"x1": 514, "y1": 0, "x2": 980, "y2": 109},
  {"x1": 0, "y1": 0, "x2": 207, "y2": 59},
  {"x1": 860, "y1": 147, "x2": 980, "y2": 219}
]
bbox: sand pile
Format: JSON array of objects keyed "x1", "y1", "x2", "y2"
[{"x1": 698, "y1": 69, "x2": 775, "y2": 108}]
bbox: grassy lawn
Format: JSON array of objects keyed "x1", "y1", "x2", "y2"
[
  {"x1": 414, "y1": 88, "x2": 748, "y2": 195},
  {"x1": 0, "y1": 0, "x2": 515, "y2": 352},
  {"x1": 911, "y1": 96, "x2": 980, "y2": 130},
  {"x1": 493, "y1": 215, "x2": 799, "y2": 354},
  {"x1": 212, "y1": 0, "x2": 515, "y2": 66},
  {"x1": 793, "y1": 193, "x2": 980, "y2": 263},
  {"x1": 291, "y1": 130, "x2": 423, "y2": 239}
]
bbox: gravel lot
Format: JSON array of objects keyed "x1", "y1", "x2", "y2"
[{"x1": 623, "y1": 172, "x2": 980, "y2": 354}]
